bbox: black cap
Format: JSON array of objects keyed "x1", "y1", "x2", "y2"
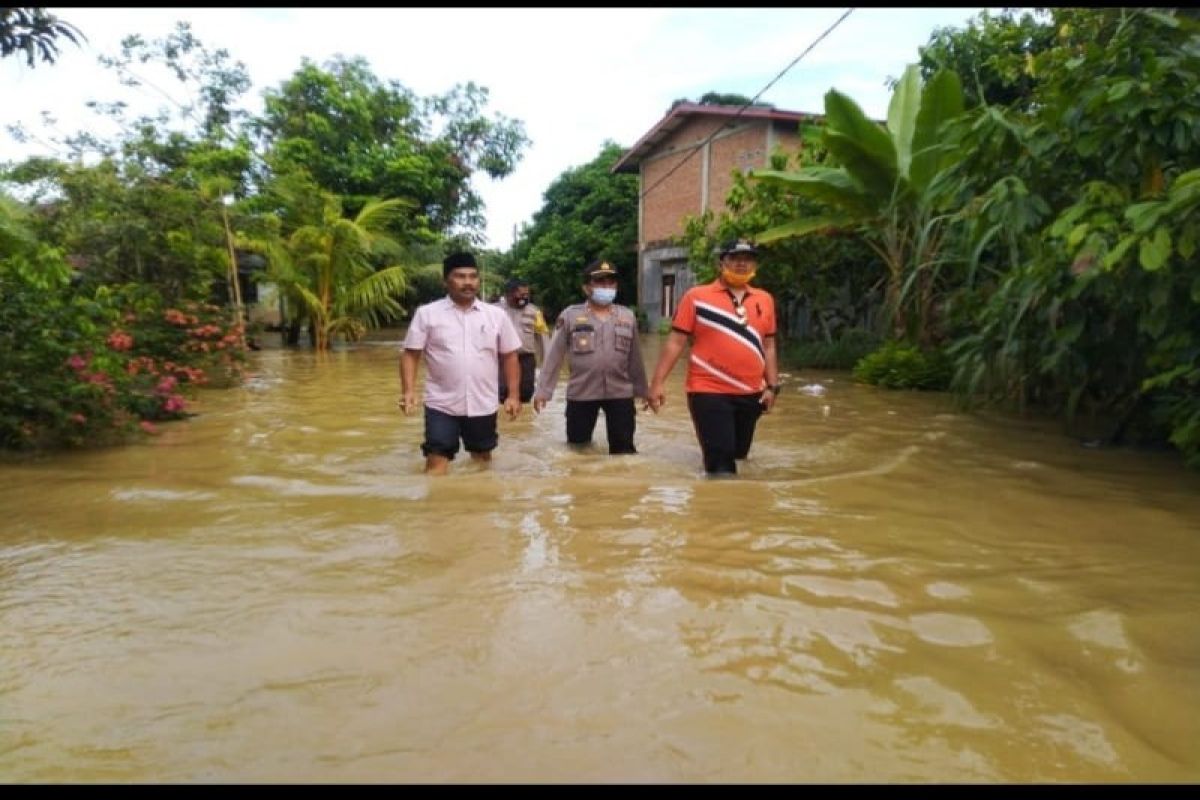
[
  {"x1": 443, "y1": 251, "x2": 477, "y2": 277},
  {"x1": 583, "y1": 259, "x2": 618, "y2": 280},
  {"x1": 718, "y1": 239, "x2": 759, "y2": 258}
]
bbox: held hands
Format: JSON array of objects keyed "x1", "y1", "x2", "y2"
[{"x1": 397, "y1": 393, "x2": 418, "y2": 416}]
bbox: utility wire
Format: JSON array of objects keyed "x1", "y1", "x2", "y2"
[{"x1": 638, "y1": 7, "x2": 855, "y2": 203}]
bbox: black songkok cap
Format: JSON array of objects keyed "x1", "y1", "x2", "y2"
[{"x1": 443, "y1": 251, "x2": 477, "y2": 277}]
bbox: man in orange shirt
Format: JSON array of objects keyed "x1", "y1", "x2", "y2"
[{"x1": 647, "y1": 239, "x2": 781, "y2": 475}]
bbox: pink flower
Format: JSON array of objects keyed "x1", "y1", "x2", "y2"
[
  {"x1": 106, "y1": 331, "x2": 134, "y2": 351},
  {"x1": 139, "y1": 420, "x2": 159, "y2": 434}
]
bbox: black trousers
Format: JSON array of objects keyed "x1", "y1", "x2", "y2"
[
  {"x1": 686, "y1": 392, "x2": 764, "y2": 475},
  {"x1": 499, "y1": 352, "x2": 537, "y2": 403},
  {"x1": 565, "y1": 397, "x2": 637, "y2": 454}
]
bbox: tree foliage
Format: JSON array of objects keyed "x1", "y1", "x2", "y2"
[
  {"x1": 240, "y1": 173, "x2": 413, "y2": 351},
  {"x1": 507, "y1": 142, "x2": 638, "y2": 322},
  {"x1": 0, "y1": 8, "x2": 84, "y2": 68},
  {"x1": 96, "y1": 22, "x2": 252, "y2": 143},
  {"x1": 753, "y1": 65, "x2": 967, "y2": 344},
  {"x1": 254, "y1": 57, "x2": 529, "y2": 242},
  {"x1": 914, "y1": 9, "x2": 1055, "y2": 111},
  {"x1": 932, "y1": 8, "x2": 1200, "y2": 463},
  {"x1": 668, "y1": 92, "x2": 774, "y2": 113}
]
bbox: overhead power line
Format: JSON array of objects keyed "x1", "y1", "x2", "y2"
[{"x1": 638, "y1": 7, "x2": 855, "y2": 203}]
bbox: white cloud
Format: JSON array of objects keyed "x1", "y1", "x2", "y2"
[{"x1": 3, "y1": 7, "x2": 984, "y2": 249}]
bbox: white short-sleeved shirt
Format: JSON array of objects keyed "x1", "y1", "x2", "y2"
[{"x1": 403, "y1": 296, "x2": 522, "y2": 417}]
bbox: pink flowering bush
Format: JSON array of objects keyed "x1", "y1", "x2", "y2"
[
  {"x1": 109, "y1": 286, "x2": 248, "y2": 423},
  {"x1": 1, "y1": 275, "x2": 247, "y2": 450}
]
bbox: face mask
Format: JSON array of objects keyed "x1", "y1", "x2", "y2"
[
  {"x1": 722, "y1": 270, "x2": 756, "y2": 288},
  {"x1": 590, "y1": 287, "x2": 617, "y2": 305},
  {"x1": 512, "y1": 297, "x2": 529, "y2": 308}
]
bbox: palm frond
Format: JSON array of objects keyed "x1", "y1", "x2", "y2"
[{"x1": 337, "y1": 264, "x2": 408, "y2": 326}]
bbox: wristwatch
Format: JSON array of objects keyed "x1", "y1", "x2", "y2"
[{"x1": 765, "y1": 383, "x2": 781, "y2": 393}]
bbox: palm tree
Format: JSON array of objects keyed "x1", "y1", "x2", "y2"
[
  {"x1": 752, "y1": 65, "x2": 966, "y2": 344},
  {"x1": 249, "y1": 190, "x2": 413, "y2": 351}
]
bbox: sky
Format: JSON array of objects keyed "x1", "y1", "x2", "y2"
[{"x1": 3, "y1": 8, "x2": 986, "y2": 249}]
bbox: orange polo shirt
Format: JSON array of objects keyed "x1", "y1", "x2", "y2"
[{"x1": 671, "y1": 280, "x2": 776, "y2": 394}]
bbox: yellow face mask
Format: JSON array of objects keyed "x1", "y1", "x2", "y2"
[{"x1": 722, "y1": 269, "x2": 756, "y2": 288}]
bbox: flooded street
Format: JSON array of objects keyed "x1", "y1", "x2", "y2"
[{"x1": 3, "y1": 334, "x2": 1199, "y2": 782}]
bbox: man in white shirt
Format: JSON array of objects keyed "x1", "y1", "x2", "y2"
[{"x1": 399, "y1": 252, "x2": 522, "y2": 474}]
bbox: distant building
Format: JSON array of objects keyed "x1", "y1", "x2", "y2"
[
  {"x1": 612, "y1": 102, "x2": 820, "y2": 330},
  {"x1": 215, "y1": 251, "x2": 282, "y2": 329}
]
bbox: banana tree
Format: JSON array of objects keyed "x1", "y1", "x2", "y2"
[
  {"x1": 247, "y1": 192, "x2": 413, "y2": 351},
  {"x1": 752, "y1": 64, "x2": 966, "y2": 343}
]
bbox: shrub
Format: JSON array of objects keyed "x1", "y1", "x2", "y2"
[
  {"x1": 853, "y1": 340, "x2": 952, "y2": 390},
  {"x1": 1, "y1": 273, "x2": 246, "y2": 451}
]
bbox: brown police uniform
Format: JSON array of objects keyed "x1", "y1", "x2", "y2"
[
  {"x1": 495, "y1": 296, "x2": 549, "y2": 403},
  {"x1": 534, "y1": 301, "x2": 648, "y2": 454}
]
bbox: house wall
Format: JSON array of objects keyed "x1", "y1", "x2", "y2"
[
  {"x1": 640, "y1": 118, "x2": 806, "y2": 248},
  {"x1": 634, "y1": 114, "x2": 806, "y2": 327},
  {"x1": 639, "y1": 117, "x2": 726, "y2": 246}
]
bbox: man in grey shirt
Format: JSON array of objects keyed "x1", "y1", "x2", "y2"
[{"x1": 532, "y1": 259, "x2": 649, "y2": 454}]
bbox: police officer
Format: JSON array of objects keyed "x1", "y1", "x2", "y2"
[
  {"x1": 494, "y1": 276, "x2": 550, "y2": 403},
  {"x1": 532, "y1": 259, "x2": 649, "y2": 454}
]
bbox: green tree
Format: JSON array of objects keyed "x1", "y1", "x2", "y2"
[
  {"x1": 3, "y1": 22, "x2": 255, "y2": 306},
  {"x1": 752, "y1": 64, "x2": 967, "y2": 345},
  {"x1": 942, "y1": 8, "x2": 1200, "y2": 462},
  {"x1": 913, "y1": 8, "x2": 1054, "y2": 111},
  {"x1": 244, "y1": 177, "x2": 412, "y2": 351},
  {"x1": 254, "y1": 57, "x2": 529, "y2": 241},
  {"x1": 508, "y1": 142, "x2": 638, "y2": 322},
  {"x1": 0, "y1": 8, "x2": 84, "y2": 68},
  {"x1": 96, "y1": 22, "x2": 253, "y2": 143},
  {"x1": 6, "y1": 112, "x2": 255, "y2": 299}
]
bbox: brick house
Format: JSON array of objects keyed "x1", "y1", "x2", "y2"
[{"x1": 611, "y1": 102, "x2": 819, "y2": 330}]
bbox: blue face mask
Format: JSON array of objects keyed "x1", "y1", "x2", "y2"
[{"x1": 590, "y1": 286, "x2": 617, "y2": 305}]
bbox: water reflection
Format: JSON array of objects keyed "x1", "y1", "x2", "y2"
[{"x1": 1, "y1": 334, "x2": 1199, "y2": 781}]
